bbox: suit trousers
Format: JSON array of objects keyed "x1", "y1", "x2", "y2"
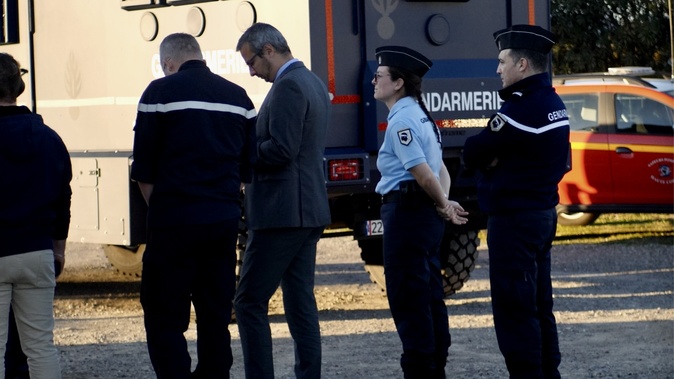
[
  {"x1": 487, "y1": 209, "x2": 561, "y2": 379},
  {"x1": 0, "y1": 250, "x2": 61, "y2": 379},
  {"x1": 381, "y1": 201, "x2": 450, "y2": 379},
  {"x1": 234, "y1": 226, "x2": 324, "y2": 379},
  {"x1": 140, "y1": 220, "x2": 238, "y2": 379}
]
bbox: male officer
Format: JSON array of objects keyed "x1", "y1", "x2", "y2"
[
  {"x1": 463, "y1": 25, "x2": 570, "y2": 378},
  {"x1": 131, "y1": 33, "x2": 256, "y2": 378}
]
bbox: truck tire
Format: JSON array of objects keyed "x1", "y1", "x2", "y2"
[
  {"x1": 440, "y1": 230, "x2": 480, "y2": 296},
  {"x1": 104, "y1": 244, "x2": 145, "y2": 277},
  {"x1": 556, "y1": 210, "x2": 600, "y2": 226},
  {"x1": 362, "y1": 229, "x2": 480, "y2": 298}
]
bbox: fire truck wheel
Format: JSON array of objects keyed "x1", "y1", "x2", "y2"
[
  {"x1": 556, "y1": 210, "x2": 600, "y2": 226},
  {"x1": 104, "y1": 244, "x2": 145, "y2": 277},
  {"x1": 361, "y1": 229, "x2": 480, "y2": 298}
]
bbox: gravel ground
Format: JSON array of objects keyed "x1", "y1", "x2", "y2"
[{"x1": 52, "y1": 235, "x2": 674, "y2": 379}]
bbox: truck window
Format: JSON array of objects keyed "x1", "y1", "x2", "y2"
[
  {"x1": 616, "y1": 94, "x2": 674, "y2": 136},
  {"x1": 0, "y1": 0, "x2": 19, "y2": 44}
]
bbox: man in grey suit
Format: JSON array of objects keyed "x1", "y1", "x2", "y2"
[{"x1": 234, "y1": 23, "x2": 331, "y2": 379}]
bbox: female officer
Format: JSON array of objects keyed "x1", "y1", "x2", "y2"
[{"x1": 373, "y1": 45, "x2": 468, "y2": 378}]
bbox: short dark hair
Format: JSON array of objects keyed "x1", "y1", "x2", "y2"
[
  {"x1": 0, "y1": 53, "x2": 26, "y2": 103},
  {"x1": 236, "y1": 23, "x2": 291, "y2": 55},
  {"x1": 508, "y1": 48, "x2": 550, "y2": 73}
]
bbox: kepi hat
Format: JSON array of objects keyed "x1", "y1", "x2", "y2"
[
  {"x1": 493, "y1": 24, "x2": 556, "y2": 53},
  {"x1": 375, "y1": 46, "x2": 432, "y2": 77}
]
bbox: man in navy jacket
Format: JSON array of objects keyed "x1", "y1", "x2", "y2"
[
  {"x1": 0, "y1": 52, "x2": 71, "y2": 379},
  {"x1": 131, "y1": 33, "x2": 256, "y2": 379}
]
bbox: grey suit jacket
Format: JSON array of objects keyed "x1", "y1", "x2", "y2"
[{"x1": 244, "y1": 61, "x2": 331, "y2": 230}]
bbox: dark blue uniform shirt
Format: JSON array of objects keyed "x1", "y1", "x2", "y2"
[
  {"x1": 131, "y1": 60, "x2": 257, "y2": 228},
  {"x1": 463, "y1": 73, "x2": 570, "y2": 214}
]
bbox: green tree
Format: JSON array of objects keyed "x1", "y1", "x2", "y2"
[{"x1": 551, "y1": 0, "x2": 671, "y2": 75}]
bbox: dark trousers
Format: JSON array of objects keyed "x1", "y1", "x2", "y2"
[
  {"x1": 140, "y1": 220, "x2": 238, "y2": 379},
  {"x1": 381, "y1": 201, "x2": 450, "y2": 379},
  {"x1": 487, "y1": 209, "x2": 561, "y2": 379},
  {"x1": 234, "y1": 227, "x2": 323, "y2": 379}
]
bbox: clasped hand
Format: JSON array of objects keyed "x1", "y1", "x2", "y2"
[{"x1": 436, "y1": 200, "x2": 469, "y2": 225}]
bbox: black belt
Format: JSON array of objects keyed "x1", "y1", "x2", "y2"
[{"x1": 382, "y1": 191, "x2": 401, "y2": 204}]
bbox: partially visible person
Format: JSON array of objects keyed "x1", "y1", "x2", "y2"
[
  {"x1": 372, "y1": 45, "x2": 468, "y2": 379},
  {"x1": 233, "y1": 23, "x2": 331, "y2": 379},
  {"x1": 0, "y1": 52, "x2": 70, "y2": 379},
  {"x1": 130, "y1": 33, "x2": 256, "y2": 378},
  {"x1": 463, "y1": 24, "x2": 569, "y2": 378}
]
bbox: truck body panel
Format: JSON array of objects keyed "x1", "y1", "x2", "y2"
[{"x1": 1, "y1": 0, "x2": 550, "y2": 250}]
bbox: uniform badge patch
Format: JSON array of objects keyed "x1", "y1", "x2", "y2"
[
  {"x1": 397, "y1": 129, "x2": 412, "y2": 146},
  {"x1": 489, "y1": 114, "x2": 506, "y2": 132}
]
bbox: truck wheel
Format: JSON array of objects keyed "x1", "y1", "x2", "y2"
[
  {"x1": 440, "y1": 230, "x2": 480, "y2": 297},
  {"x1": 557, "y1": 210, "x2": 600, "y2": 226},
  {"x1": 361, "y1": 229, "x2": 481, "y2": 298},
  {"x1": 104, "y1": 244, "x2": 144, "y2": 277}
]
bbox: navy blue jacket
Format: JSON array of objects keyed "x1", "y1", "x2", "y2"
[
  {"x1": 463, "y1": 73, "x2": 570, "y2": 214},
  {"x1": 0, "y1": 106, "x2": 72, "y2": 257},
  {"x1": 131, "y1": 60, "x2": 256, "y2": 228}
]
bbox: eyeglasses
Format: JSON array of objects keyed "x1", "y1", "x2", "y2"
[
  {"x1": 373, "y1": 72, "x2": 391, "y2": 83},
  {"x1": 245, "y1": 52, "x2": 262, "y2": 68},
  {"x1": 20, "y1": 68, "x2": 28, "y2": 76}
]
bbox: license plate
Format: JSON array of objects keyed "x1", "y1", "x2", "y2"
[{"x1": 365, "y1": 219, "x2": 384, "y2": 236}]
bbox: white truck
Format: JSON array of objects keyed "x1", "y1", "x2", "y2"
[{"x1": 1, "y1": 0, "x2": 551, "y2": 296}]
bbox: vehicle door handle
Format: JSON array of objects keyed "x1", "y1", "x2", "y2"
[{"x1": 615, "y1": 147, "x2": 633, "y2": 154}]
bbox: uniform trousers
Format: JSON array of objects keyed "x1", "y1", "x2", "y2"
[
  {"x1": 234, "y1": 227, "x2": 323, "y2": 379},
  {"x1": 487, "y1": 209, "x2": 561, "y2": 379},
  {"x1": 140, "y1": 220, "x2": 238, "y2": 379},
  {"x1": 381, "y1": 201, "x2": 450, "y2": 379},
  {"x1": 0, "y1": 250, "x2": 61, "y2": 379}
]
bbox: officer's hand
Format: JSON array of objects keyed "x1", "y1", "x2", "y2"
[
  {"x1": 54, "y1": 254, "x2": 65, "y2": 278},
  {"x1": 53, "y1": 239, "x2": 66, "y2": 278},
  {"x1": 436, "y1": 201, "x2": 468, "y2": 225}
]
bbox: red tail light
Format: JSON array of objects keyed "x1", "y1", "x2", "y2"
[{"x1": 328, "y1": 159, "x2": 363, "y2": 181}]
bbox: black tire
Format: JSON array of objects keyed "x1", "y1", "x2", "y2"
[
  {"x1": 361, "y1": 229, "x2": 481, "y2": 298},
  {"x1": 557, "y1": 210, "x2": 600, "y2": 226},
  {"x1": 440, "y1": 230, "x2": 480, "y2": 297},
  {"x1": 104, "y1": 244, "x2": 145, "y2": 277}
]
